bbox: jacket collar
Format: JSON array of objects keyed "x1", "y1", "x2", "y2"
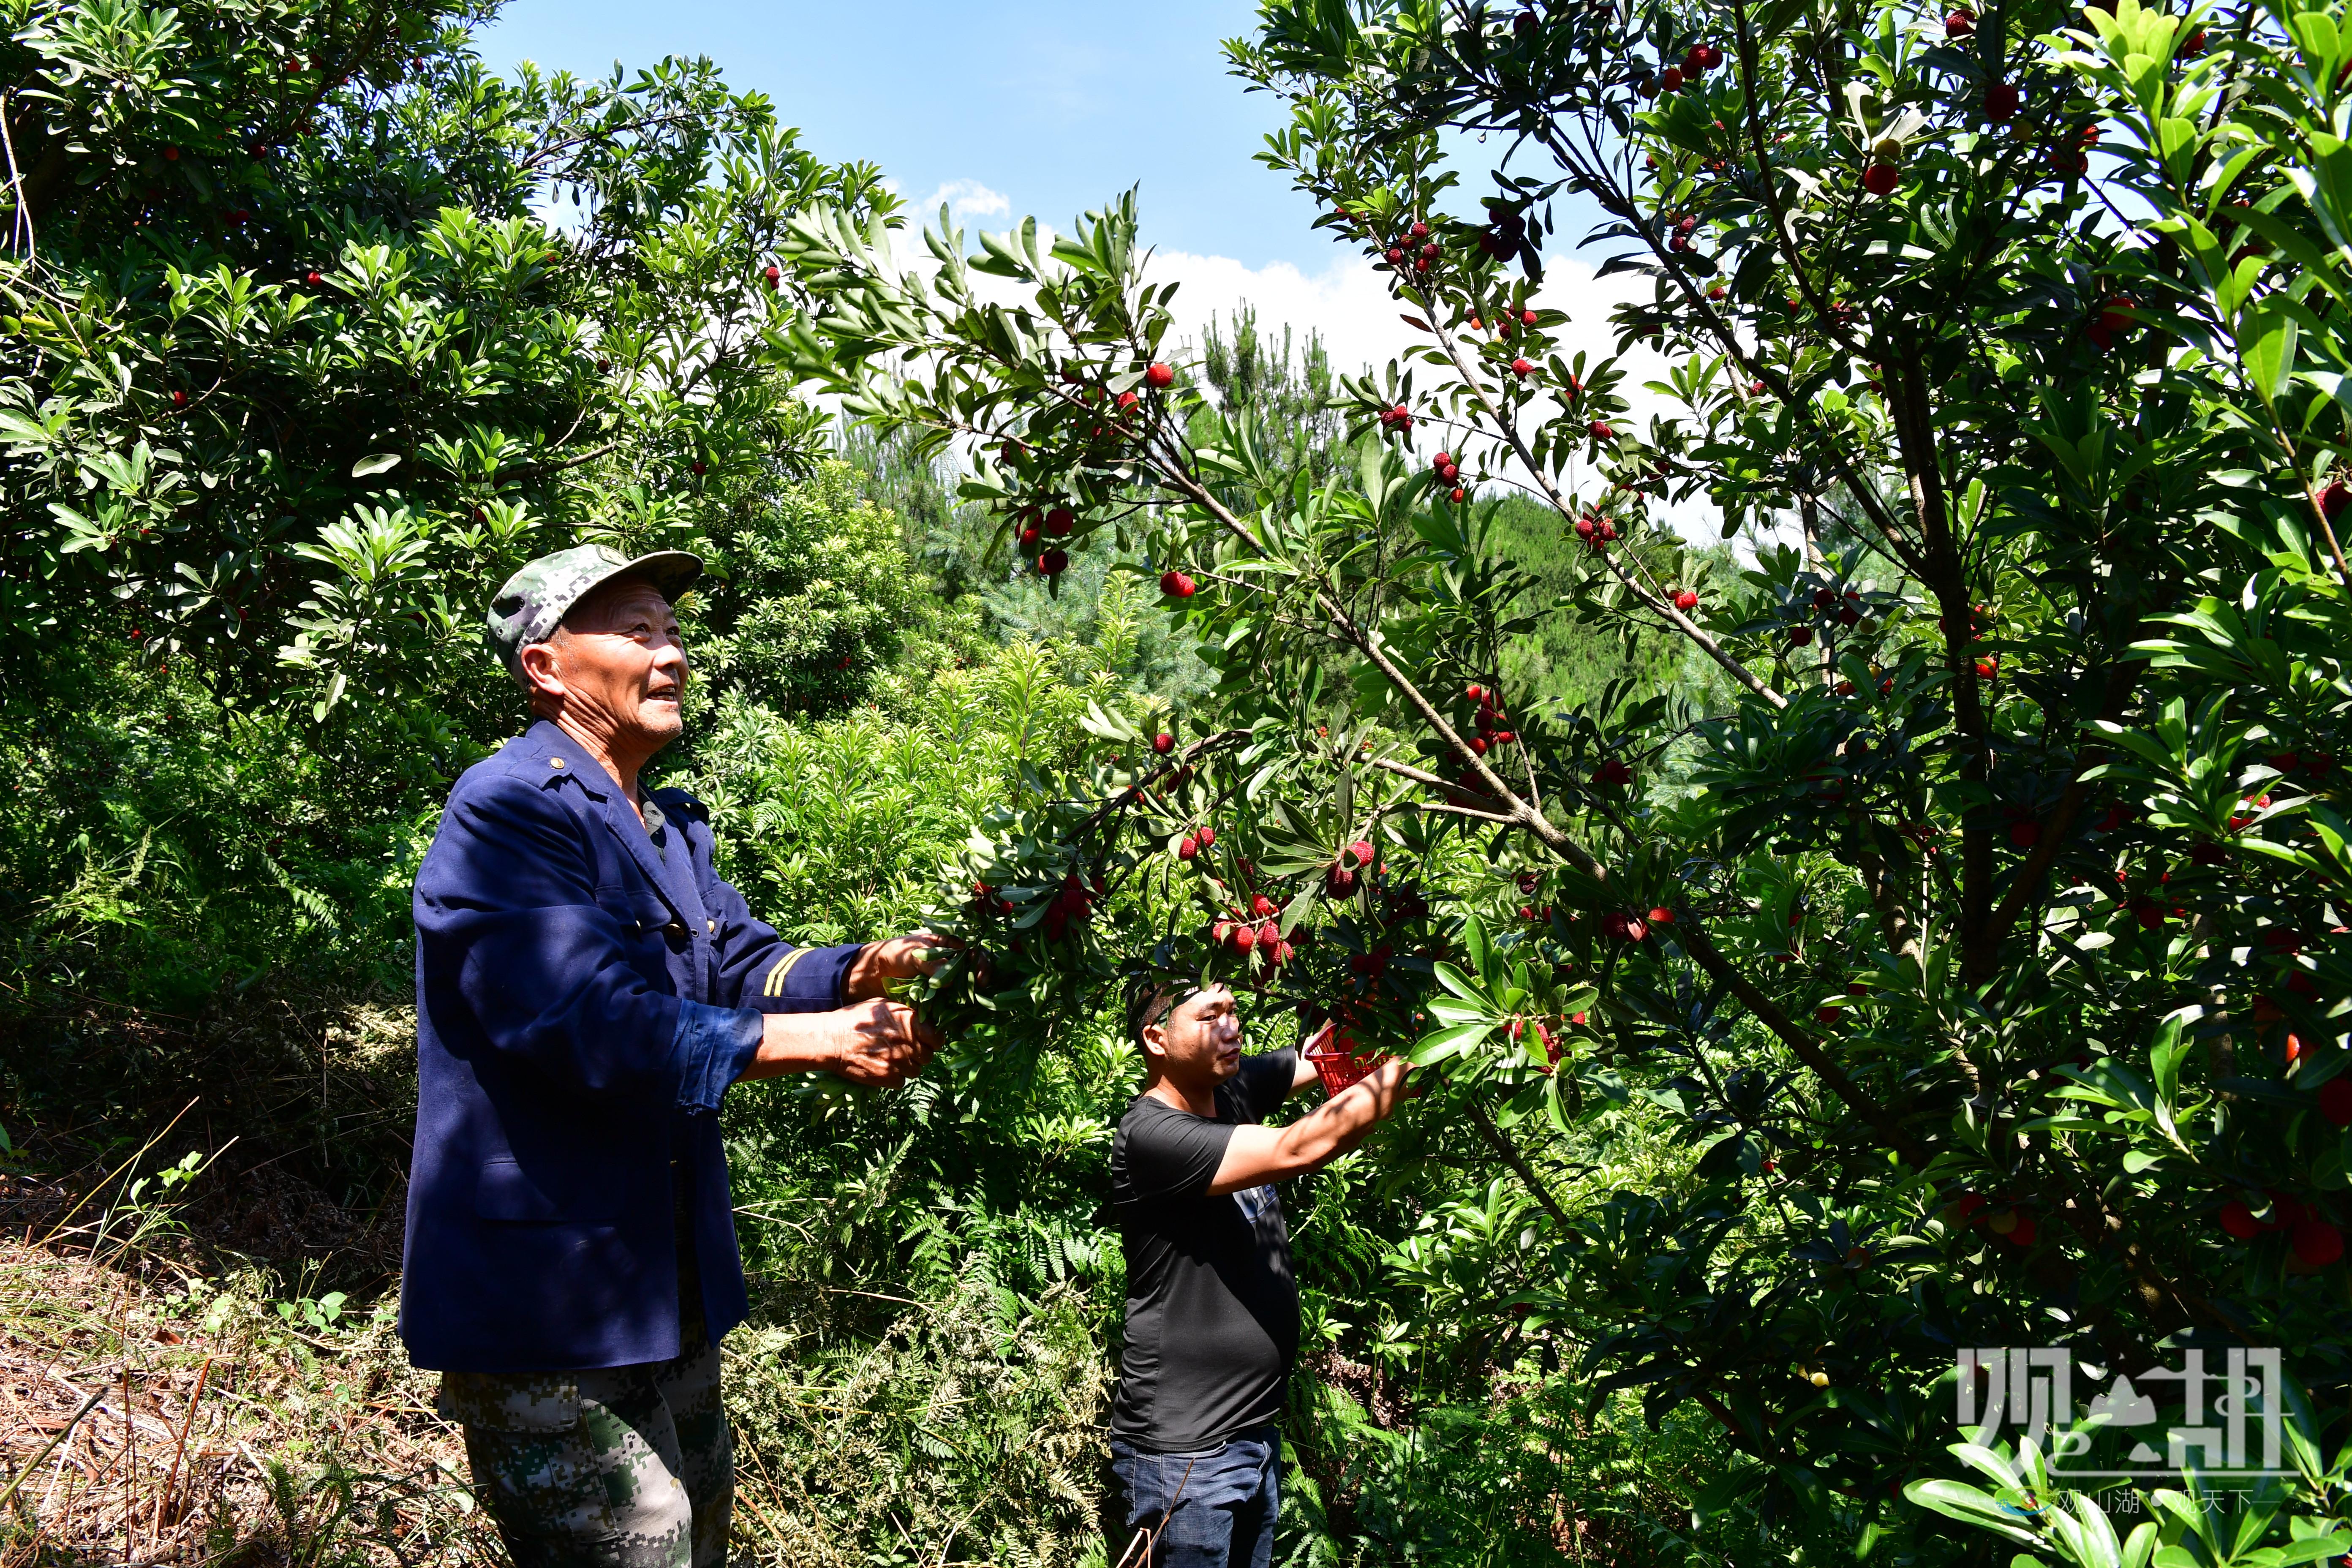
[{"x1": 514, "y1": 721, "x2": 698, "y2": 926}]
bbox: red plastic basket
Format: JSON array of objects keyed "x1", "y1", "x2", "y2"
[{"x1": 1303, "y1": 1020, "x2": 1388, "y2": 1096}]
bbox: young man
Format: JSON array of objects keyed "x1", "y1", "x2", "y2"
[{"x1": 1109, "y1": 980, "x2": 1413, "y2": 1568}]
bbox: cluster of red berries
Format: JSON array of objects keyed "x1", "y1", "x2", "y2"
[
  {"x1": 1377, "y1": 404, "x2": 1415, "y2": 433},
  {"x1": 1431, "y1": 449, "x2": 1467, "y2": 504},
  {"x1": 1506, "y1": 1015, "x2": 1564, "y2": 1072},
  {"x1": 1040, "y1": 870, "x2": 1097, "y2": 942},
  {"x1": 1463, "y1": 684, "x2": 1517, "y2": 757},
  {"x1": 1214, "y1": 891, "x2": 1298, "y2": 966},
  {"x1": 1326, "y1": 839, "x2": 1376, "y2": 895},
  {"x1": 1175, "y1": 823, "x2": 1217, "y2": 862},
  {"x1": 1573, "y1": 512, "x2": 1620, "y2": 554},
  {"x1": 1600, "y1": 908, "x2": 1671, "y2": 942},
  {"x1": 1590, "y1": 757, "x2": 1634, "y2": 789},
  {"x1": 1947, "y1": 1192, "x2": 2038, "y2": 1247},
  {"x1": 2218, "y1": 1190, "x2": 2343, "y2": 1266},
  {"x1": 1641, "y1": 41, "x2": 1721, "y2": 97},
  {"x1": 1382, "y1": 220, "x2": 1443, "y2": 276}
]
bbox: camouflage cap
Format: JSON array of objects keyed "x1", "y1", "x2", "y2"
[{"x1": 485, "y1": 543, "x2": 702, "y2": 678}]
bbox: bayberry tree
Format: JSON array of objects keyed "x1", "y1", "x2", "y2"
[
  {"x1": 786, "y1": 0, "x2": 2352, "y2": 1553},
  {"x1": 0, "y1": 0, "x2": 894, "y2": 732}
]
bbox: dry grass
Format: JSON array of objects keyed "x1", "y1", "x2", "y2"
[{"x1": 0, "y1": 1174, "x2": 498, "y2": 1568}]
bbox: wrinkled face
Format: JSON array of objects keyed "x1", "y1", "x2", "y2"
[
  {"x1": 1142, "y1": 984, "x2": 1244, "y2": 1087},
  {"x1": 521, "y1": 579, "x2": 689, "y2": 754}
]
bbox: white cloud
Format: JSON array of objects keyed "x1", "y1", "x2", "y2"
[
  {"x1": 1146, "y1": 248, "x2": 1721, "y2": 535},
  {"x1": 919, "y1": 180, "x2": 1012, "y2": 220}
]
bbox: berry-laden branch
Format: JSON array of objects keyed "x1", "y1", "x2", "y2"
[{"x1": 1419, "y1": 315, "x2": 1788, "y2": 710}]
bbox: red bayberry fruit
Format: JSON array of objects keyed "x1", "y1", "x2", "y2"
[
  {"x1": 2319, "y1": 1078, "x2": 2352, "y2": 1126},
  {"x1": 304, "y1": 270, "x2": 322, "y2": 285},
  {"x1": 1592, "y1": 759, "x2": 1633, "y2": 787},
  {"x1": 1178, "y1": 836, "x2": 1200, "y2": 861},
  {"x1": 1465, "y1": 684, "x2": 1485, "y2": 703},
  {"x1": 1946, "y1": 10, "x2": 1974, "y2": 35},
  {"x1": 1038, "y1": 549, "x2": 1069, "y2": 575},
  {"x1": 1862, "y1": 163, "x2": 1900, "y2": 196},
  {"x1": 1511, "y1": 357, "x2": 1535, "y2": 376},
  {"x1": 1673, "y1": 589, "x2": 1699, "y2": 610},
  {"x1": 1153, "y1": 732, "x2": 1175, "y2": 755},
  {"x1": 691, "y1": 460, "x2": 707, "y2": 476},
  {"x1": 1520, "y1": 308, "x2": 1537, "y2": 325},
  {"x1": 1231, "y1": 924, "x2": 1257, "y2": 954},
  {"x1": 1145, "y1": 362, "x2": 1174, "y2": 389},
  {"x1": 2220, "y1": 1200, "x2": 2263, "y2": 1241},
  {"x1": 1985, "y1": 82, "x2": 2020, "y2": 120},
  {"x1": 763, "y1": 264, "x2": 780, "y2": 288},
  {"x1": 1588, "y1": 420, "x2": 1614, "y2": 440},
  {"x1": 1790, "y1": 626, "x2": 1815, "y2": 646},
  {"x1": 1451, "y1": 487, "x2": 1466, "y2": 502},
  {"x1": 1019, "y1": 526, "x2": 1041, "y2": 549},
  {"x1": 1160, "y1": 570, "x2": 1196, "y2": 598},
  {"x1": 1347, "y1": 840, "x2": 1374, "y2": 867},
  {"x1": 1197, "y1": 825, "x2": 1216, "y2": 849},
  {"x1": 1648, "y1": 906, "x2": 1674, "y2": 925},
  {"x1": 1660, "y1": 65, "x2": 1684, "y2": 91},
  {"x1": 1252, "y1": 894, "x2": 1277, "y2": 918},
  {"x1": 2293, "y1": 1218, "x2": 2344, "y2": 1267},
  {"x1": 2320, "y1": 481, "x2": 2350, "y2": 520},
  {"x1": 1045, "y1": 507, "x2": 1075, "y2": 536},
  {"x1": 1433, "y1": 450, "x2": 1452, "y2": 468},
  {"x1": 170, "y1": 389, "x2": 188, "y2": 408},
  {"x1": 2010, "y1": 821, "x2": 2041, "y2": 849}
]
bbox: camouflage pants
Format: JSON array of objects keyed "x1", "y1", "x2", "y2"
[{"x1": 441, "y1": 1331, "x2": 732, "y2": 1568}]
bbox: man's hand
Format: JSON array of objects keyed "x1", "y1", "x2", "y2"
[
  {"x1": 741, "y1": 999, "x2": 942, "y2": 1087},
  {"x1": 844, "y1": 933, "x2": 953, "y2": 1000},
  {"x1": 1206, "y1": 1058, "x2": 1412, "y2": 1195}
]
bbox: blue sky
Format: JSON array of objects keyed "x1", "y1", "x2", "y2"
[
  {"x1": 475, "y1": 0, "x2": 1324, "y2": 271},
  {"x1": 472, "y1": 0, "x2": 1669, "y2": 508}
]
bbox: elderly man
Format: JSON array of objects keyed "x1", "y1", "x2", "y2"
[{"x1": 401, "y1": 543, "x2": 943, "y2": 1568}]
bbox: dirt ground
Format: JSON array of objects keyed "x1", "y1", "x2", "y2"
[{"x1": 0, "y1": 1166, "x2": 498, "y2": 1568}]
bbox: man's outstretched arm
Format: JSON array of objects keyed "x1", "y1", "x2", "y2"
[{"x1": 1206, "y1": 1059, "x2": 1412, "y2": 1195}]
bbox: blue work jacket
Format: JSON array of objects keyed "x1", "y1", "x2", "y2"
[{"x1": 399, "y1": 720, "x2": 860, "y2": 1372}]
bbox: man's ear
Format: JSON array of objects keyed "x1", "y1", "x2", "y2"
[
  {"x1": 1140, "y1": 1021, "x2": 1170, "y2": 1061},
  {"x1": 517, "y1": 639, "x2": 565, "y2": 703}
]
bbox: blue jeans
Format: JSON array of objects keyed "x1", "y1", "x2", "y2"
[{"x1": 1109, "y1": 1426, "x2": 1280, "y2": 1568}]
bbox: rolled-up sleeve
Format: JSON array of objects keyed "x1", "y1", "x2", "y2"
[
  {"x1": 414, "y1": 775, "x2": 764, "y2": 1104},
  {"x1": 674, "y1": 1000, "x2": 766, "y2": 1112}
]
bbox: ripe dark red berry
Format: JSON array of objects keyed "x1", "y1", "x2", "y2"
[
  {"x1": 1019, "y1": 526, "x2": 1041, "y2": 549},
  {"x1": 1511, "y1": 357, "x2": 1535, "y2": 376},
  {"x1": 1451, "y1": 487, "x2": 1466, "y2": 502},
  {"x1": 1145, "y1": 362, "x2": 1175, "y2": 389},
  {"x1": 1660, "y1": 65, "x2": 1684, "y2": 91},
  {"x1": 1862, "y1": 163, "x2": 1900, "y2": 196},
  {"x1": 1945, "y1": 10, "x2": 1974, "y2": 36},
  {"x1": 1160, "y1": 569, "x2": 1196, "y2": 598},
  {"x1": 1519, "y1": 308, "x2": 1537, "y2": 325},
  {"x1": 2319, "y1": 1077, "x2": 2352, "y2": 1127},
  {"x1": 1178, "y1": 836, "x2": 1200, "y2": 861},
  {"x1": 170, "y1": 389, "x2": 188, "y2": 408},
  {"x1": 1153, "y1": 732, "x2": 1175, "y2": 755},
  {"x1": 763, "y1": 264, "x2": 780, "y2": 288},
  {"x1": 2010, "y1": 820, "x2": 2040, "y2": 849},
  {"x1": 1673, "y1": 589, "x2": 1699, "y2": 610},
  {"x1": 2321, "y1": 480, "x2": 2349, "y2": 520},
  {"x1": 1790, "y1": 626, "x2": 1815, "y2": 646},
  {"x1": 2293, "y1": 1217, "x2": 2344, "y2": 1267},
  {"x1": 1045, "y1": 507, "x2": 1075, "y2": 536},
  {"x1": 1039, "y1": 549, "x2": 1070, "y2": 575},
  {"x1": 1588, "y1": 420, "x2": 1614, "y2": 440},
  {"x1": 2220, "y1": 1200, "x2": 2262, "y2": 1241},
  {"x1": 1986, "y1": 82, "x2": 2020, "y2": 120}
]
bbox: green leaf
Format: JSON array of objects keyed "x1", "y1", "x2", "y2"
[{"x1": 350, "y1": 452, "x2": 402, "y2": 477}]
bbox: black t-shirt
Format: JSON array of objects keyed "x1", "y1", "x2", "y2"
[{"x1": 1109, "y1": 1051, "x2": 1299, "y2": 1452}]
